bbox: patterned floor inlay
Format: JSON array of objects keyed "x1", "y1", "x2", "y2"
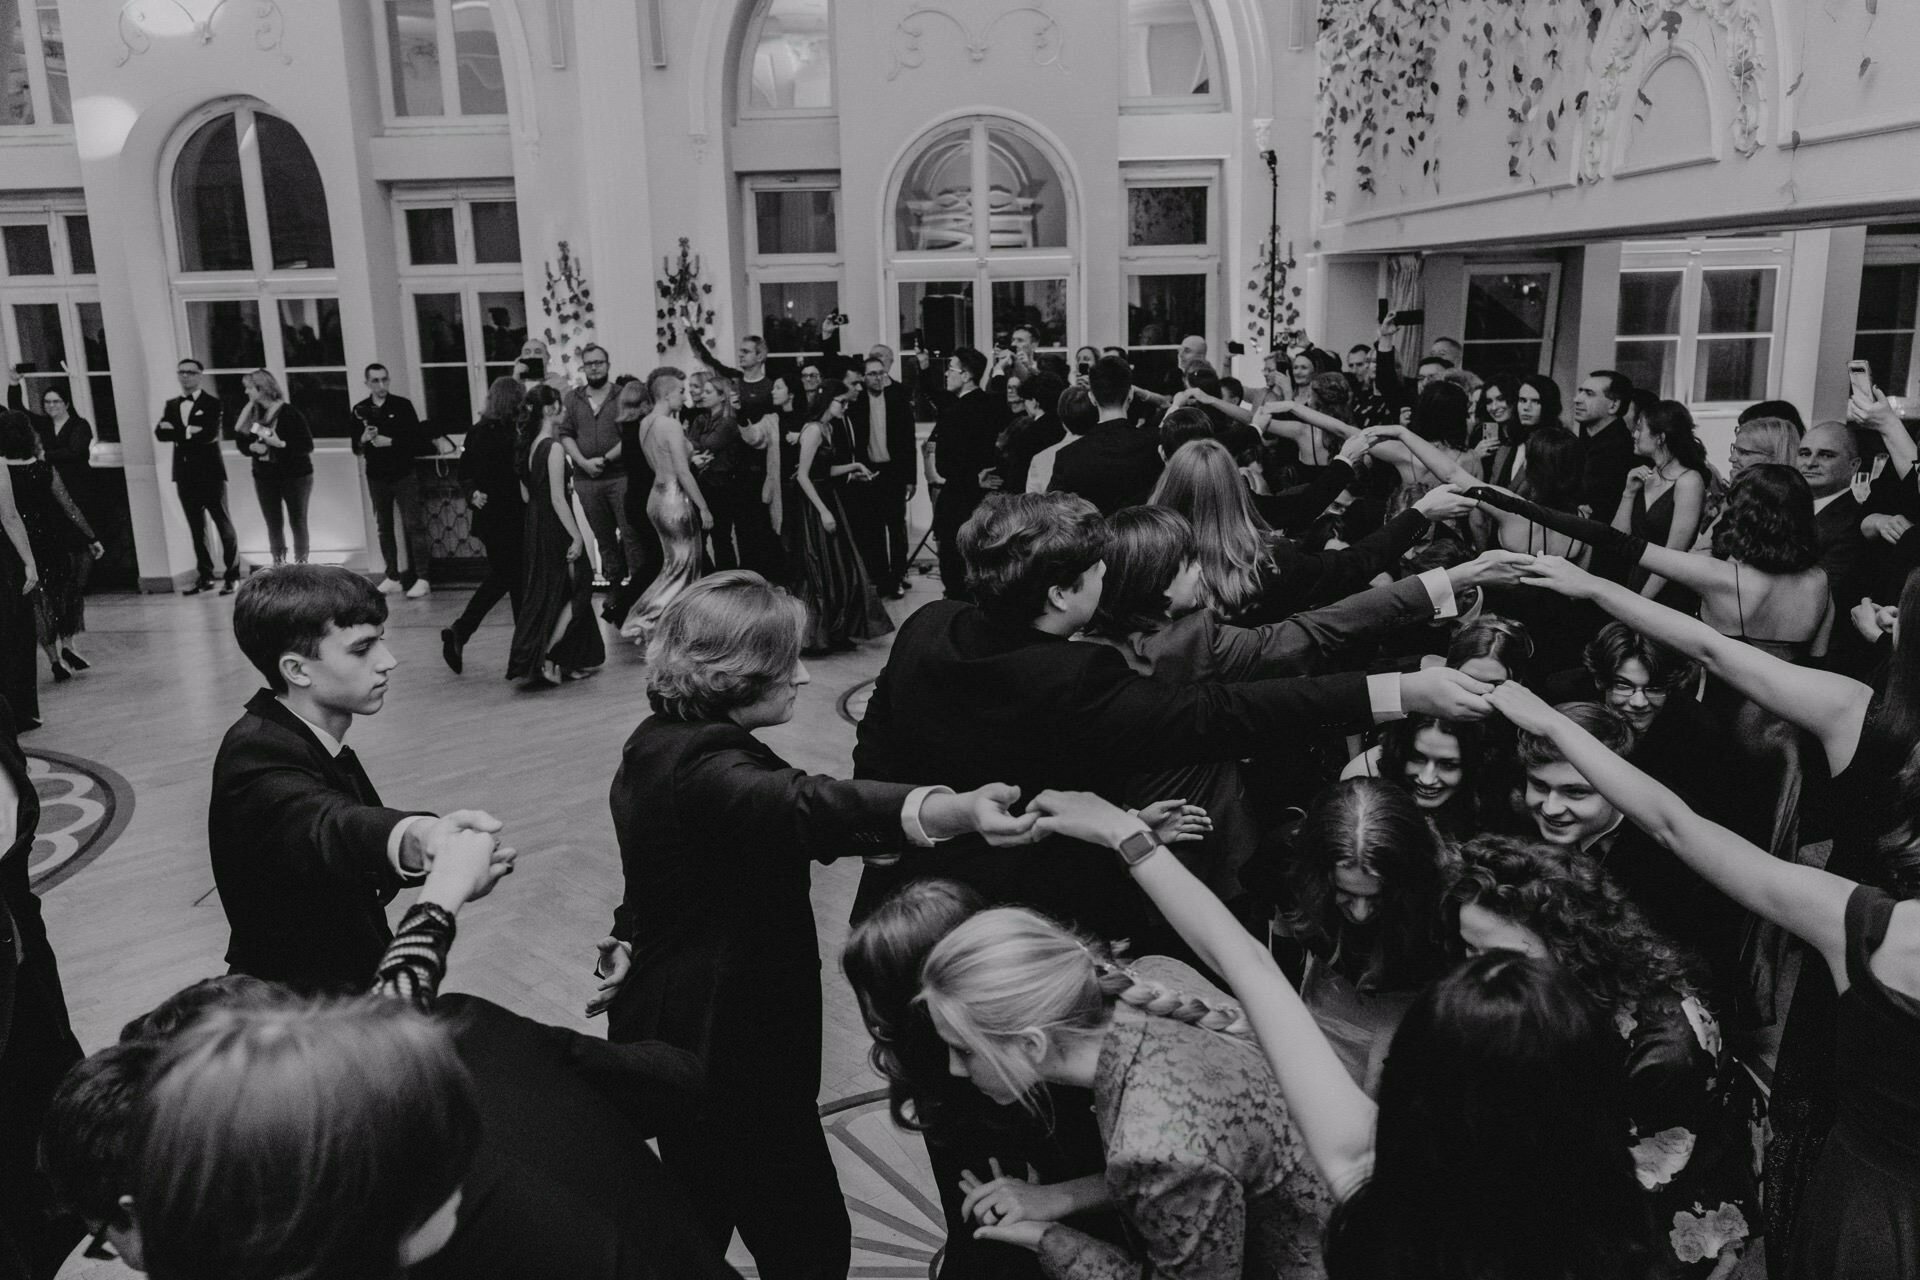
[{"x1": 27, "y1": 748, "x2": 135, "y2": 891}]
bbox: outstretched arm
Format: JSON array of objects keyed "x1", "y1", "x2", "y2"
[
  {"x1": 1488, "y1": 681, "x2": 1852, "y2": 986},
  {"x1": 685, "y1": 328, "x2": 744, "y2": 382},
  {"x1": 1365, "y1": 424, "x2": 1476, "y2": 487}
]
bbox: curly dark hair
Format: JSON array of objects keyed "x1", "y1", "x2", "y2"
[
  {"x1": 1378, "y1": 715, "x2": 1487, "y2": 838},
  {"x1": 1445, "y1": 835, "x2": 1705, "y2": 1014},
  {"x1": 1710, "y1": 463, "x2": 1819, "y2": 573}
]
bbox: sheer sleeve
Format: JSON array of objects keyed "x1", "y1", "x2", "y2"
[{"x1": 372, "y1": 901, "x2": 457, "y2": 1011}]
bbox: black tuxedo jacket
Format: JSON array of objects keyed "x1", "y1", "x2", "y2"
[
  {"x1": 210, "y1": 690, "x2": 425, "y2": 994},
  {"x1": 605, "y1": 714, "x2": 911, "y2": 1081},
  {"x1": 415, "y1": 995, "x2": 740, "y2": 1280},
  {"x1": 1049, "y1": 420, "x2": 1165, "y2": 516},
  {"x1": 154, "y1": 390, "x2": 228, "y2": 487},
  {"x1": 931, "y1": 389, "x2": 998, "y2": 493},
  {"x1": 1577, "y1": 417, "x2": 1636, "y2": 519},
  {"x1": 851, "y1": 601, "x2": 1371, "y2": 936},
  {"x1": 848, "y1": 382, "x2": 918, "y2": 488},
  {"x1": 1814, "y1": 490, "x2": 1867, "y2": 607}
]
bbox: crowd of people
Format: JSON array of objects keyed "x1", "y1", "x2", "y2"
[{"x1": 1, "y1": 311, "x2": 1918, "y2": 1280}]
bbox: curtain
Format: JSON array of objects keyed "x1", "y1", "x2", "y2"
[{"x1": 1386, "y1": 254, "x2": 1424, "y2": 372}]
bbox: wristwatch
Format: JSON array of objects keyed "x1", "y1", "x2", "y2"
[{"x1": 1116, "y1": 828, "x2": 1162, "y2": 867}]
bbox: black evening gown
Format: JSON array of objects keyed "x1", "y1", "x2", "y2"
[
  {"x1": 781, "y1": 420, "x2": 893, "y2": 652},
  {"x1": 506, "y1": 437, "x2": 605, "y2": 679}
]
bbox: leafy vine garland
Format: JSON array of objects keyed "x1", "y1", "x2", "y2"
[
  {"x1": 654, "y1": 237, "x2": 718, "y2": 355},
  {"x1": 539, "y1": 241, "x2": 596, "y2": 377}
]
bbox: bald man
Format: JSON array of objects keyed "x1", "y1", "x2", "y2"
[{"x1": 1799, "y1": 420, "x2": 1866, "y2": 614}]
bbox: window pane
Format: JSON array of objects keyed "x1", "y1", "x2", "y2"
[
  {"x1": 64, "y1": 214, "x2": 92, "y2": 274},
  {"x1": 898, "y1": 281, "x2": 974, "y2": 356},
  {"x1": 2, "y1": 223, "x2": 51, "y2": 275},
  {"x1": 256, "y1": 114, "x2": 334, "y2": 270},
  {"x1": 35, "y1": 0, "x2": 64, "y2": 123},
  {"x1": 759, "y1": 281, "x2": 839, "y2": 355},
  {"x1": 1125, "y1": 0, "x2": 1211, "y2": 97},
  {"x1": 88, "y1": 374, "x2": 118, "y2": 442},
  {"x1": 470, "y1": 200, "x2": 520, "y2": 263},
  {"x1": 478, "y1": 292, "x2": 527, "y2": 362},
  {"x1": 896, "y1": 125, "x2": 971, "y2": 252},
  {"x1": 452, "y1": 0, "x2": 507, "y2": 114},
  {"x1": 747, "y1": 0, "x2": 832, "y2": 110},
  {"x1": 1465, "y1": 272, "x2": 1552, "y2": 341},
  {"x1": 1857, "y1": 263, "x2": 1920, "y2": 333},
  {"x1": 1617, "y1": 271, "x2": 1683, "y2": 337},
  {"x1": 1127, "y1": 273, "x2": 1207, "y2": 348},
  {"x1": 185, "y1": 299, "x2": 265, "y2": 368},
  {"x1": 1127, "y1": 186, "x2": 1207, "y2": 247},
  {"x1": 991, "y1": 279, "x2": 1068, "y2": 349},
  {"x1": 287, "y1": 371, "x2": 354, "y2": 438},
  {"x1": 0, "y1": 0, "x2": 32, "y2": 125},
  {"x1": 755, "y1": 189, "x2": 836, "y2": 255},
  {"x1": 385, "y1": 0, "x2": 444, "y2": 116},
  {"x1": 1693, "y1": 337, "x2": 1770, "y2": 402},
  {"x1": 173, "y1": 115, "x2": 253, "y2": 272},
  {"x1": 1459, "y1": 341, "x2": 1543, "y2": 379},
  {"x1": 75, "y1": 302, "x2": 107, "y2": 371},
  {"x1": 1853, "y1": 332, "x2": 1915, "y2": 398},
  {"x1": 417, "y1": 366, "x2": 473, "y2": 432},
  {"x1": 405, "y1": 207, "x2": 458, "y2": 266},
  {"x1": 413, "y1": 293, "x2": 467, "y2": 363},
  {"x1": 1614, "y1": 338, "x2": 1676, "y2": 399},
  {"x1": 985, "y1": 128, "x2": 1068, "y2": 249},
  {"x1": 278, "y1": 298, "x2": 345, "y2": 367},
  {"x1": 1697, "y1": 268, "x2": 1775, "y2": 335},
  {"x1": 10, "y1": 302, "x2": 64, "y2": 371}
]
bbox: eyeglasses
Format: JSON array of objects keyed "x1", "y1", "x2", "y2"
[{"x1": 1605, "y1": 680, "x2": 1671, "y2": 703}]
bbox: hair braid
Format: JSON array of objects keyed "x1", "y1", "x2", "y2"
[{"x1": 1094, "y1": 961, "x2": 1254, "y2": 1039}]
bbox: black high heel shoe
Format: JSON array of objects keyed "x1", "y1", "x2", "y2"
[
  {"x1": 59, "y1": 647, "x2": 90, "y2": 671},
  {"x1": 50, "y1": 661, "x2": 72, "y2": 683}
]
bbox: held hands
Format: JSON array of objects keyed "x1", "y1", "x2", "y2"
[
  {"x1": 586, "y1": 937, "x2": 633, "y2": 1017},
  {"x1": 1456, "y1": 549, "x2": 1535, "y2": 589},
  {"x1": 1336, "y1": 432, "x2": 1373, "y2": 468},
  {"x1": 1517, "y1": 553, "x2": 1600, "y2": 599},
  {"x1": 412, "y1": 809, "x2": 505, "y2": 875},
  {"x1": 1411, "y1": 484, "x2": 1481, "y2": 523},
  {"x1": 1485, "y1": 679, "x2": 1561, "y2": 734},
  {"x1": 1851, "y1": 597, "x2": 1899, "y2": 644},
  {"x1": 417, "y1": 827, "x2": 517, "y2": 911},
  {"x1": 580, "y1": 456, "x2": 607, "y2": 478},
  {"x1": 1399, "y1": 667, "x2": 1495, "y2": 722},
  {"x1": 1024, "y1": 790, "x2": 1143, "y2": 851},
  {"x1": 1134, "y1": 798, "x2": 1212, "y2": 844},
  {"x1": 960, "y1": 1161, "x2": 1068, "y2": 1248}
]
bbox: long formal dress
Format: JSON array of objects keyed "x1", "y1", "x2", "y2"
[
  {"x1": 506, "y1": 437, "x2": 604, "y2": 680},
  {"x1": 782, "y1": 420, "x2": 893, "y2": 652},
  {"x1": 5, "y1": 460, "x2": 92, "y2": 645},
  {"x1": 1628, "y1": 484, "x2": 1699, "y2": 612},
  {"x1": 622, "y1": 417, "x2": 706, "y2": 646}
]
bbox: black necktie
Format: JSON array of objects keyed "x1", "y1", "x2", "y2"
[{"x1": 335, "y1": 745, "x2": 381, "y2": 807}]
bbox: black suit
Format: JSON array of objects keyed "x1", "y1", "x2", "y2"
[
  {"x1": 155, "y1": 389, "x2": 237, "y2": 584},
  {"x1": 1049, "y1": 418, "x2": 1164, "y2": 516},
  {"x1": 930, "y1": 388, "x2": 998, "y2": 599},
  {"x1": 847, "y1": 381, "x2": 918, "y2": 593},
  {"x1": 1577, "y1": 417, "x2": 1636, "y2": 520},
  {"x1": 607, "y1": 713, "x2": 914, "y2": 1279},
  {"x1": 850, "y1": 600, "x2": 1372, "y2": 939},
  {"x1": 210, "y1": 690, "x2": 428, "y2": 994},
  {"x1": 1814, "y1": 490, "x2": 1867, "y2": 610},
  {"x1": 0, "y1": 696, "x2": 84, "y2": 1280}
]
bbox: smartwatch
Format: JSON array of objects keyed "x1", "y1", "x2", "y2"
[{"x1": 1116, "y1": 828, "x2": 1162, "y2": 867}]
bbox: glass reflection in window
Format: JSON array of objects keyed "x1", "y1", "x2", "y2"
[{"x1": 748, "y1": 0, "x2": 832, "y2": 111}]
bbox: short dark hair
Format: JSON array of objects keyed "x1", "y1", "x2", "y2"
[
  {"x1": 1411, "y1": 381, "x2": 1471, "y2": 448},
  {"x1": 950, "y1": 346, "x2": 988, "y2": 387},
  {"x1": 1057, "y1": 384, "x2": 1098, "y2": 435},
  {"x1": 1588, "y1": 369, "x2": 1634, "y2": 405},
  {"x1": 1219, "y1": 376, "x2": 1245, "y2": 402},
  {"x1": 176, "y1": 358, "x2": 204, "y2": 372},
  {"x1": 1517, "y1": 702, "x2": 1635, "y2": 773},
  {"x1": 1184, "y1": 361, "x2": 1223, "y2": 398},
  {"x1": 1088, "y1": 355, "x2": 1133, "y2": 411},
  {"x1": 1100, "y1": 345, "x2": 1129, "y2": 361},
  {"x1": 1089, "y1": 506, "x2": 1192, "y2": 640},
  {"x1": 1625, "y1": 388, "x2": 1660, "y2": 420},
  {"x1": 1347, "y1": 343, "x2": 1373, "y2": 357},
  {"x1": 1158, "y1": 406, "x2": 1215, "y2": 456},
  {"x1": 1582, "y1": 621, "x2": 1698, "y2": 694},
  {"x1": 1417, "y1": 356, "x2": 1455, "y2": 373},
  {"x1": 39, "y1": 1041, "x2": 161, "y2": 1224},
  {"x1": 1021, "y1": 370, "x2": 1066, "y2": 416},
  {"x1": 232, "y1": 566, "x2": 388, "y2": 694},
  {"x1": 363, "y1": 363, "x2": 388, "y2": 379},
  {"x1": 1739, "y1": 399, "x2": 1805, "y2": 432},
  {"x1": 959, "y1": 493, "x2": 1109, "y2": 625}
]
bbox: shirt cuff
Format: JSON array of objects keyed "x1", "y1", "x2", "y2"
[
  {"x1": 1368, "y1": 672, "x2": 1404, "y2": 724},
  {"x1": 388, "y1": 815, "x2": 432, "y2": 880},
  {"x1": 901, "y1": 786, "x2": 955, "y2": 847},
  {"x1": 1417, "y1": 565, "x2": 1459, "y2": 619}
]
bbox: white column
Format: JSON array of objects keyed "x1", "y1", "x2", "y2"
[{"x1": 570, "y1": 2, "x2": 657, "y2": 376}]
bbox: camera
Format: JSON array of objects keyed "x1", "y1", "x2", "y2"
[{"x1": 828, "y1": 311, "x2": 849, "y2": 327}]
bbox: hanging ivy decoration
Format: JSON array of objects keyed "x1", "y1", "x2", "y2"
[{"x1": 539, "y1": 241, "x2": 596, "y2": 378}]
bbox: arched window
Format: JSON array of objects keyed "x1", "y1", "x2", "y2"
[
  {"x1": 165, "y1": 104, "x2": 351, "y2": 436},
  {"x1": 741, "y1": 0, "x2": 832, "y2": 114},
  {"x1": 1123, "y1": 0, "x2": 1222, "y2": 108},
  {"x1": 889, "y1": 118, "x2": 1075, "y2": 360}
]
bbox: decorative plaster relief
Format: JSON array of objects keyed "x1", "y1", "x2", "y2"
[
  {"x1": 886, "y1": 6, "x2": 1067, "y2": 81},
  {"x1": 116, "y1": 0, "x2": 291, "y2": 67}
]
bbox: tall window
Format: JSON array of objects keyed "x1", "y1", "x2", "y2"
[
  {"x1": 1855, "y1": 237, "x2": 1920, "y2": 404},
  {"x1": 0, "y1": 0, "x2": 69, "y2": 127},
  {"x1": 0, "y1": 206, "x2": 116, "y2": 446},
  {"x1": 395, "y1": 191, "x2": 526, "y2": 431},
  {"x1": 741, "y1": 0, "x2": 832, "y2": 115},
  {"x1": 1614, "y1": 238, "x2": 1786, "y2": 406},
  {"x1": 744, "y1": 178, "x2": 841, "y2": 376},
  {"x1": 1123, "y1": 0, "x2": 1221, "y2": 109},
  {"x1": 1121, "y1": 164, "x2": 1218, "y2": 389},
  {"x1": 1461, "y1": 265, "x2": 1560, "y2": 379},
  {"x1": 890, "y1": 119, "x2": 1075, "y2": 361},
  {"x1": 377, "y1": 0, "x2": 508, "y2": 121},
  {"x1": 166, "y1": 105, "x2": 351, "y2": 434}
]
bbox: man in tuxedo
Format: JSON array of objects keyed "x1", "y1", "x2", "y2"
[
  {"x1": 847, "y1": 354, "x2": 917, "y2": 598},
  {"x1": 153, "y1": 358, "x2": 237, "y2": 595},
  {"x1": 0, "y1": 695, "x2": 84, "y2": 1280},
  {"x1": 1049, "y1": 355, "x2": 1164, "y2": 516},
  {"x1": 1570, "y1": 370, "x2": 1637, "y2": 519},
  {"x1": 850, "y1": 492, "x2": 1495, "y2": 939},
  {"x1": 926, "y1": 347, "x2": 998, "y2": 600},
  {"x1": 211, "y1": 565, "x2": 503, "y2": 994},
  {"x1": 1799, "y1": 420, "x2": 1867, "y2": 613},
  {"x1": 351, "y1": 364, "x2": 432, "y2": 598}
]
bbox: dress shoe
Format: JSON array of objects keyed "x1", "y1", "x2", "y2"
[
  {"x1": 441, "y1": 627, "x2": 464, "y2": 675},
  {"x1": 405, "y1": 579, "x2": 431, "y2": 599},
  {"x1": 49, "y1": 661, "x2": 71, "y2": 683},
  {"x1": 183, "y1": 580, "x2": 213, "y2": 596},
  {"x1": 219, "y1": 579, "x2": 236, "y2": 596},
  {"x1": 377, "y1": 577, "x2": 403, "y2": 595},
  {"x1": 59, "y1": 647, "x2": 91, "y2": 671}
]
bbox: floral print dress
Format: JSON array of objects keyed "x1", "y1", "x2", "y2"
[{"x1": 1619, "y1": 990, "x2": 1765, "y2": 1278}]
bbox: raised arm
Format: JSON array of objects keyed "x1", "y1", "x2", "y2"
[
  {"x1": 685, "y1": 328, "x2": 745, "y2": 382},
  {"x1": 1853, "y1": 387, "x2": 1918, "y2": 482},
  {"x1": 1366, "y1": 424, "x2": 1477, "y2": 487},
  {"x1": 1487, "y1": 682, "x2": 1852, "y2": 986},
  {"x1": 1517, "y1": 554, "x2": 1871, "y2": 773}
]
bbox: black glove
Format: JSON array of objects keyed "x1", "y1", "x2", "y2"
[{"x1": 1466, "y1": 486, "x2": 1647, "y2": 563}]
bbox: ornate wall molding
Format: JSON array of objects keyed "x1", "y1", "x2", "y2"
[
  {"x1": 116, "y1": 0, "x2": 291, "y2": 67},
  {"x1": 886, "y1": 6, "x2": 1067, "y2": 81}
]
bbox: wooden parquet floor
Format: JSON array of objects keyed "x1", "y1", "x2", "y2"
[{"x1": 35, "y1": 576, "x2": 948, "y2": 1278}]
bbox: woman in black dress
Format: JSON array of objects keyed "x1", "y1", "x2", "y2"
[
  {"x1": 775, "y1": 374, "x2": 892, "y2": 653},
  {"x1": 233, "y1": 370, "x2": 315, "y2": 567},
  {"x1": 1, "y1": 412, "x2": 98, "y2": 686},
  {"x1": 443, "y1": 376, "x2": 526, "y2": 673},
  {"x1": 0, "y1": 431, "x2": 40, "y2": 726},
  {"x1": 506, "y1": 384, "x2": 604, "y2": 685},
  {"x1": 1612, "y1": 400, "x2": 1713, "y2": 611}
]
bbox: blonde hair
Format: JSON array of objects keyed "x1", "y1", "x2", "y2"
[
  {"x1": 919, "y1": 907, "x2": 1250, "y2": 1113},
  {"x1": 248, "y1": 369, "x2": 285, "y2": 403},
  {"x1": 1734, "y1": 416, "x2": 1802, "y2": 470},
  {"x1": 1149, "y1": 438, "x2": 1274, "y2": 616},
  {"x1": 645, "y1": 571, "x2": 807, "y2": 719}
]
